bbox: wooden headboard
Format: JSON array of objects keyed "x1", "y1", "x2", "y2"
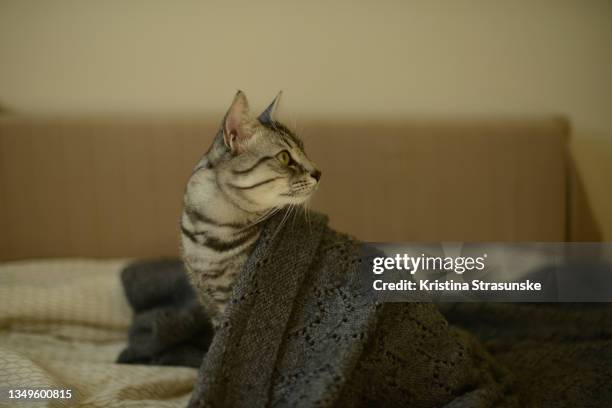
[{"x1": 0, "y1": 116, "x2": 599, "y2": 260}]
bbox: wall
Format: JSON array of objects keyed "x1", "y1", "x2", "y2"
[{"x1": 1, "y1": 0, "x2": 611, "y2": 239}]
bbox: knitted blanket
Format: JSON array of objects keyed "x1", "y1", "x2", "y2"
[
  {"x1": 442, "y1": 302, "x2": 612, "y2": 407},
  {"x1": 184, "y1": 210, "x2": 516, "y2": 407},
  {"x1": 119, "y1": 209, "x2": 612, "y2": 407},
  {"x1": 118, "y1": 259, "x2": 214, "y2": 367}
]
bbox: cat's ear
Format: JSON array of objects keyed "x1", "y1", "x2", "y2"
[
  {"x1": 223, "y1": 90, "x2": 254, "y2": 153},
  {"x1": 258, "y1": 91, "x2": 282, "y2": 125}
]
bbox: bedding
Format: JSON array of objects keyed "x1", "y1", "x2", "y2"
[
  {"x1": 2, "y1": 222, "x2": 611, "y2": 407},
  {"x1": 117, "y1": 259, "x2": 214, "y2": 367},
  {"x1": 0, "y1": 259, "x2": 196, "y2": 407},
  {"x1": 120, "y1": 210, "x2": 612, "y2": 408},
  {"x1": 441, "y1": 302, "x2": 612, "y2": 407}
]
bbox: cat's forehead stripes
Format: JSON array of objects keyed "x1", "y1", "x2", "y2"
[{"x1": 260, "y1": 121, "x2": 304, "y2": 149}]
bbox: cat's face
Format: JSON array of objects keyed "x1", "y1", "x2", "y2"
[{"x1": 196, "y1": 91, "x2": 321, "y2": 213}]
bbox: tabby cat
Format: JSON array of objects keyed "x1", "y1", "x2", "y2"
[{"x1": 180, "y1": 91, "x2": 321, "y2": 324}]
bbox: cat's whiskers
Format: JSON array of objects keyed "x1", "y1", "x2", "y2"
[
  {"x1": 303, "y1": 198, "x2": 312, "y2": 233},
  {"x1": 290, "y1": 204, "x2": 300, "y2": 230},
  {"x1": 270, "y1": 205, "x2": 294, "y2": 243},
  {"x1": 243, "y1": 206, "x2": 280, "y2": 230}
]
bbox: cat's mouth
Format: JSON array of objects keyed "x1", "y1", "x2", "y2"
[
  {"x1": 281, "y1": 191, "x2": 313, "y2": 198},
  {"x1": 289, "y1": 180, "x2": 318, "y2": 196},
  {"x1": 281, "y1": 186, "x2": 317, "y2": 200}
]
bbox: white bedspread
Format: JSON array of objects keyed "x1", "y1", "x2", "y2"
[{"x1": 0, "y1": 259, "x2": 196, "y2": 407}]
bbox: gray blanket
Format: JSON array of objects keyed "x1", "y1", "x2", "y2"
[
  {"x1": 187, "y1": 210, "x2": 516, "y2": 407},
  {"x1": 119, "y1": 210, "x2": 612, "y2": 407},
  {"x1": 443, "y1": 303, "x2": 612, "y2": 407},
  {"x1": 118, "y1": 259, "x2": 214, "y2": 367}
]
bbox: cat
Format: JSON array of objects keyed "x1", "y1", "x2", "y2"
[{"x1": 180, "y1": 91, "x2": 321, "y2": 325}]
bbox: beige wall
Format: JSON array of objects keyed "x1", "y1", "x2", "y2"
[{"x1": 1, "y1": 0, "x2": 611, "y2": 239}]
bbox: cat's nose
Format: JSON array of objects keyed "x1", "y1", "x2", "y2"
[{"x1": 310, "y1": 169, "x2": 322, "y2": 182}]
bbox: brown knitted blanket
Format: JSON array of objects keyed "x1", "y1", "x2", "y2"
[{"x1": 187, "y1": 210, "x2": 517, "y2": 407}]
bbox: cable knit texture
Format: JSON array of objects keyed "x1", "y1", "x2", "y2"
[{"x1": 188, "y1": 210, "x2": 517, "y2": 407}]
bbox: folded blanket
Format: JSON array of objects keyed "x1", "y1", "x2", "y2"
[
  {"x1": 181, "y1": 210, "x2": 516, "y2": 407},
  {"x1": 118, "y1": 259, "x2": 214, "y2": 368}
]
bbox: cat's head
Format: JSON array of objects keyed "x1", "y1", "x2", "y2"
[{"x1": 196, "y1": 91, "x2": 321, "y2": 213}]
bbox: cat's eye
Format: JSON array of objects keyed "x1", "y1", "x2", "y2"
[{"x1": 276, "y1": 150, "x2": 291, "y2": 166}]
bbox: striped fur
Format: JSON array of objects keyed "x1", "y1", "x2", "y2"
[{"x1": 181, "y1": 91, "x2": 320, "y2": 324}]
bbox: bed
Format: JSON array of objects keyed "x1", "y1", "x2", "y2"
[
  {"x1": 0, "y1": 116, "x2": 603, "y2": 406},
  {"x1": 0, "y1": 259, "x2": 194, "y2": 407}
]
